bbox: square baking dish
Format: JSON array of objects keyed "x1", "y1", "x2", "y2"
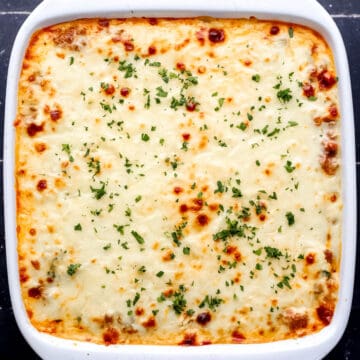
[{"x1": 4, "y1": 0, "x2": 356, "y2": 359}]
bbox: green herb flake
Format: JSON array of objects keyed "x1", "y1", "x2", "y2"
[
  {"x1": 277, "y1": 88, "x2": 293, "y2": 103},
  {"x1": 277, "y1": 276, "x2": 292, "y2": 289},
  {"x1": 231, "y1": 187, "x2": 242, "y2": 198},
  {"x1": 67, "y1": 263, "x2": 81, "y2": 276},
  {"x1": 133, "y1": 292, "x2": 140, "y2": 306},
  {"x1": 214, "y1": 180, "x2": 226, "y2": 194},
  {"x1": 62, "y1": 144, "x2": 74, "y2": 162},
  {"x1": 103, "y1": 243, "x2": 111, "y2": 250},
  {"x1": 172, "y1": 291, "x2": 187, "y2": 315},
  {"x1": 288, "y1": 27, "x2": 294, "y2": 38},
  {"x1": 284, "y1": 160, "x2": 296, "y2": 173},
  {"x1": 118, "y1": 60, "x2": 137, "y2": 78},
  {"x1": 183, "y1": 247, "x2": 190, "y2": 255},
  {"x1": 252, "y1": 74, "x2": 261, "y2": 82},
  {"x1": 74, "y1": 223, "x2": 82, "y2": 231},
  {"x1": 131, "y1": 230, "x2": 145, "y2": 244},
  {"x1": 156, "y1": 271, "x2": 164, "y2": 278},
  {"x1": 90, "y1": 182, "x2": 106, "y2": 200},
  {"x1": 198, "y1": 295, "x2": 223, "y2": 311},
  {"x1": 285, "y1": 212, "x2": 295, "y2": 226},
  {"x1": 264, "y1": 246, "x2": 283, "y2": 259},
  {"x1": 215, "y1": 97, "x2": 225, "y2": 112},
  {"x1": 158, "y1": 68, "x2": 169, "y2": 83},
  {"x1": 237, "y1": 122, "x2": 247, "y2": 131},
  {"x1": 138, "y1": 265, "x2": 146, "y2": 273},
  {"x1": 141, "y1": 133, "x2": 150, "y2": 142},
  {"x1": 156, "y1": 86, "x2": 168, "y2": 98}
]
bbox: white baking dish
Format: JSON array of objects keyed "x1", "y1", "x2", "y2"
[{"x1": 4, "y1": 0, "x2": 356, "y2": 359}]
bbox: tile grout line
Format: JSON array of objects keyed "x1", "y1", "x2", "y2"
[
  {"x1": 0, "y1": 10, "x2": 359, "y2": 17},
  {"x1": 332, "y1": 14, "x2": 360, "y2": 18},
  {"x1": 0, "y1": 11, "x2": 31, "y2": 15}
]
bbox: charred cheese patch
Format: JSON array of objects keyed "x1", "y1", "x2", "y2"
[{"x1": 16, "y1": 18, "x2": 341, "y2": 345}]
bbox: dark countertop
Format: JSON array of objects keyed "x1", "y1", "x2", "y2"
[{"x1": 0, "y1": 1, "x2": 359, "y2": 358}]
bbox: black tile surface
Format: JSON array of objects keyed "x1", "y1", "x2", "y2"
[
  {"x1": 0, "y1": 1, "x2": 359, "y2": 359},
  {"x1": 318, "y1": 0, "x2": 360, "y2": 15},
  {"x1": 334, "y1": 18, "x2": 360, "y2": 162},
  {"x1": 0, "y1": 0, "x2": 41, "y2": 11}
]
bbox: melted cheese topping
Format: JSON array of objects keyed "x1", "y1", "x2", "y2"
[{"x1": 16, "y1": 18, "x2": 341, "y2": 345}]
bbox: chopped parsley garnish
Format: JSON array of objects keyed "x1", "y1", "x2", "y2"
[
  {"x1": 213, "y1": 217, "x2": 256, "y2": 242},
  {"x1": 277, "y1": 88, "x2": 293, "y2": 103},
  {"x1": 74, "y1": 223, "x2": 82, "y2": 231},
  {"x1": 149, "y1": 61, "x2": 161, "y2": 67},
  {"x1": 170, "y1": 94, "x2": 186, "y2": 110},
  {"x1": 267, "y1": 128, "x2": 280, "y2": 137},
  {"x1": 284, "y1": 160, "x2": 296, "y2": 173},
  {"x1": 69, "y1": 56, "x2": 74, "y2": 65},
  {"x1": 88, "y1": 158, "x2": 101, "y2": 176},
  {"x1": 144, "y1": 94, "x2": 151, "y2": 109},
  {"x1": 181, "y1": 142, "x2": 189, "y2": 151},
  {"x1": 156, "y1": 271, "x2": 164, "y2": 278},
  {"x1": 133, "y1": 292, "x2": 140, "y2": 305},
  {"x1": 231, "y1": 187, "x2": 242, "y2": 198},
  {"x1": 103, "y1": 243, "x2": 111, "y2": 250},
  {"x1": 172, "y1": 291, "x2": 187, "y2": 315},
  {"x1": 113, "y1": 224, "x2": 128, "y2": 235},
  {"x1": 100, "y1": 101, "x2": 113, "y2": 113},
  {"x1": 183, "y1": 247, "x2": 190, "y2": 255},
  {"x1": 118, "y1": 60, "x2": 137, "y2": 78},
  {"x1": 285, "y1": 212, "x2": 295, "y2": 226},
  {"x1": 288, "y1": 27, "x2": 294, "y2": 38},
  {"x1": 62, "y1": 144, "x2": 74, "y2": 162},
  {"x1": 67, "y1": 263, "x2": 81, "y2": 276},
  {"x1": 277, "y1": 276, "x2": 292, "y2": 289},
  {"x1": 156, "y1": 86, "x2": 168, "y2": 97},
  {"x1": 286, "y1": 121, "x2": 298, "y2": 128},
  {"x1": 141, "y1": 133, "x2": 150, "y2": 142},
  {"x1": 268, "y1": 192, "x2": 277, "y2": 200},
  {"x1": 138, "y1": 265, "x2": 146, "y2": 273},
  {"x1": 215, "y1": 97, "x2": 225, "y2": 111},
  {"x1": 214, "y1": 180, "x2": 226, "y2": 194},
  {"x1": 171, "y1": 222, "x2": 187, "y2": 247},
  {"x1": 90, "y1": 182, "x2": 106, "y2": 200},
  {"x1": 131, "y1": 230, "x2": 145, "y2": 244},
  {"x1": 252, "y1": 74, "x2": 261, "y2": 82},
  {"x1": 199, "y1": 295, "x2": 223, "y2": 311},
  {"x1": 264, "y1": 246, "x2": 283, "y2": 259},
  {"x1": 158, "y1": 68, "x2": 169, "y2": 83},
  {"x1": 237, "y1": 122, "x2": 247, "y2": 131}
]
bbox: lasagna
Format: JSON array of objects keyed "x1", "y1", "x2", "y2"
[{"x1": 15, "y1": 18, "x2": 342, "y2": 345}]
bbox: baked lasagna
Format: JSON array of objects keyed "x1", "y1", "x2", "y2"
[{"x1": 15, "y1": 18, "x2": 342, "y2": 345}]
